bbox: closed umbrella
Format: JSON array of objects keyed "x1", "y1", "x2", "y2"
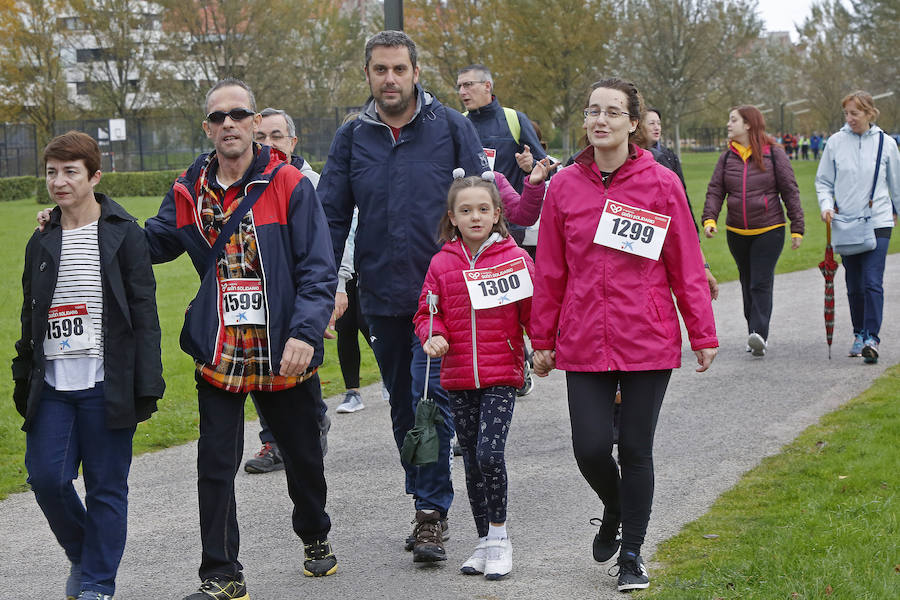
[{"x1": 818, "y1": 221, "x2": 839, "y2": 359}]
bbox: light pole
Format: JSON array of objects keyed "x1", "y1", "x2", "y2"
[
  {"x1": 384, "y1": 0, "x2": 403, "y2": 30},
  {"x1": 780, "y1": 99, "x2": 808, "y2": 133}
]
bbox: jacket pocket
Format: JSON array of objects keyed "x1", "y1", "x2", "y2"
[{"x1": 647, "y1": 289, "x2": 676, "y2": 340}]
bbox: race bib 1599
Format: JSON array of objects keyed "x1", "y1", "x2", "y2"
[{"x1": 221, "y1": 278, "x2": 266, "y2": 325}]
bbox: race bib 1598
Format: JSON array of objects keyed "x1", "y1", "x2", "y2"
[
  {"x1": 43, "y1": 303, "x2": 96, "y2": 357},
  {"x1": 463, "y1": 257, "x2": 533, "y2": 310},
  {"x1": 593, "y1": 198, "x2": 671, "y2": 261}
]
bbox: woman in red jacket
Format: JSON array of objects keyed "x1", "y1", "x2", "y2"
[
  {"x1": 414, "y1": 175, "x2": 535, "y2": 581},
  {"x1": 531, "y1": 78, "x2": 718, "y2": 593},
  {"x1": 702, "y1": 106, "x2": 804, "y2": 356}
]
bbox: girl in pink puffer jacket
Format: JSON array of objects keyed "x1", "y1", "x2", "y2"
[{"x1": 414, "y1": 175, "x2": 534, "y2": 582}]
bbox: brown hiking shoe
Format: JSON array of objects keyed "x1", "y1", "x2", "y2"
[{"x1": 411, "y1": 510, "x2": 447, "y2": 562}]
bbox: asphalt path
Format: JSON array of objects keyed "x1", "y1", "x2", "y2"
[{"x1": 2, "y1": 256, "x2": 897, "y2": 599}]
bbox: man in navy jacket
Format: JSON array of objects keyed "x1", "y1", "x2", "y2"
[{"x1": 319, "y1": 30, "x2": 488, "y2": 564}]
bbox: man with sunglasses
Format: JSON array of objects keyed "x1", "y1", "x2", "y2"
[
  {"x1": 319, "y1": 30, "x2": 488, "y2": 565},
  {"x1": 144, "y1": 79, "x2": 339, "y2": 599}
]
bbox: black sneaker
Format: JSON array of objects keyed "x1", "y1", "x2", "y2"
[
  {"x1": 303, "y1": 539, "x2": 338, "y2": 577},
  {"x1": 405, "y1": 515, "x2": 449, "y2": 550},
  {"x1": 614, "y1": 553, "x2": 649, "y2": 592},
  {"x1": 183, "y1": 573, "x2": 249, "y2": 599},
  {"x1": 590, "y1": 515, "x2": 621, "y2": 562},
  {"x1": 411, "y1": 510, "x2": 447, "y2": 562},
  {"x1": 243, "y1": 442, "x2": 283, "y2": 473}
]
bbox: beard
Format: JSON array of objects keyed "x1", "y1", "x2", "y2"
[{"x1": 371, "y1": 84, "x2": 415, "y2": 117}]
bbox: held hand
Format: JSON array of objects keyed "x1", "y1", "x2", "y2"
[
  {"x1": 279, "y1": 337, "x2": 314, "y2": 377},
  {"x1": 821, "y1": 209, "x2": 834, "y2": 224},
  {"x1": 791, "y1": 236, "x2": 802, "y2": 250},
  {"x1": 706, "y1": 269, "x2": 719, "y2": 300},
  {"x1": 515, "y1": 144, "x2": 534, "y2": 173},
  {"x1": 528, "y1": 157, "x2": 560, "y2": 185},
  {"x1": 533, "y1": 349, "x2": 556, "y2": 377},
  {"x1": 694, "y1": 347, "x2": 717, "y2": 373},
  {"x1": 36, "y1": 207, "x2": 52, "y2": 232},
  {"x1": 333, "y1": 292, "x2": 349, "y2": 320},
  {"x1": 423, "y1": 335, "x2": 449, "y2": 358},
  {"x1": 703, "y1": 224, "x2": 717, "y2": 238}
]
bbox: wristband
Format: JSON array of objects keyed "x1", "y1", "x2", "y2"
[{"x1": 703, "y1": 263, "x2": 711, "y2": 270}]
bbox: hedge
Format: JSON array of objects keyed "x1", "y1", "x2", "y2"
[
  {"x1": 35, "y1": 169, "x2": 181, "y2": 204},
  {"x1": 0, "y1": 176, "x2": 39, "y2": 202}
]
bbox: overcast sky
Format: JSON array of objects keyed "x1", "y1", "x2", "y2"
[{"x1": 756, "y1": 0, "x2": 817, "y2": 39}]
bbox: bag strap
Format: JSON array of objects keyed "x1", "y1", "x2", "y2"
[
  {"x1": 868, "y1": 131, "x2": 884, "y2": 207},
  {"x1": 203, "y1": 165, "x2": 282, "y2": 274}
]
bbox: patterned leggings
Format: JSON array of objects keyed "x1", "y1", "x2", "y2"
[{"x1": 449, "y1": 386, "x2": 516, "y2": 538}]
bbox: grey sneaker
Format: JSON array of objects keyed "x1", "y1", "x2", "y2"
[
  {"x1": 243, "y1": 442, "x2": 283, "y2": 473},
  {"x1": 848, "y1": 333, "x2": 865, "y2": 357},
  {"x1": 748, "y1": 332, "x2": 767, "y2": 357},
  {"x1": 77, "y1": 592, "x2": 114, "y2": 600},
  {"x1": 319, "y1": 412, "x2": 331, "y2": 456},
  {"x1": 336, "y1": 390, "x2": 365, "y2": 413},
  {"x1": 862, "y1": 337, "x2": 879, "y2": 364},
  {"x1": 381, "y1": 383, "x2": 390, "y2": 402}
]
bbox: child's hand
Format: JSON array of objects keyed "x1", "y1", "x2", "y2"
[
  {"x1": 533, "y1": 349, "x2": 556, "y2": 376},
  {"x1": 423, "y1": 335, "x2": 449, "y2": 358}
]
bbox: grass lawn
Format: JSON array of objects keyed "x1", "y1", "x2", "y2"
[
  {"x1": 639, "y1": 362, "x2": 900, "y2": 599},
  {"x1": 0, "y1": 196, "x2": 381, "y2": 499}
]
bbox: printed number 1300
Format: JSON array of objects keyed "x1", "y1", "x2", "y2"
[
  {"x1": 611, "y1": 217, "x2": 654, "y2": 244},
  {"x1": 477, "y1": 274, "x2": 521, "y2": 296}
]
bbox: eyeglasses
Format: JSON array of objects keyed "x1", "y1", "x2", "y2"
[
  {"x1": 206, "y1": 108, "x2": 256, "y2": 124},
  {"x1": 456, "y1": 80, "x2": 486, "y2": 91},
  {"x1": 255, "y1": 132, "x2": 287, "y2": 142},
  {"x1": 583, "y1": 107, "x2": 630, "y2": 120}
]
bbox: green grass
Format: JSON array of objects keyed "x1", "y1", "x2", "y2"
[
  {"x1": 638, "y1": 363, "x2": 900, "y2": 599},
  {"x1": 0, "y1": 197, "x2": 381, "y2": 499}
]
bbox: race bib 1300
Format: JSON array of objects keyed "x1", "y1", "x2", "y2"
[{"x1": 463, "y1": 257, "x2": 533, "y2": 310}]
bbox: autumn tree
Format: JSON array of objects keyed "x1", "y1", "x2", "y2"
[{"x1": 0, "y1": 0, "x2": 74, "y2": 144}]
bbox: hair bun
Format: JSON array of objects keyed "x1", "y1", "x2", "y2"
[
  {"x1": 452, "y1": 168, "x2": 465, "y2": 180},
  {"x1": 480, "y1": 171, "x2": 495, "y2": 182}
]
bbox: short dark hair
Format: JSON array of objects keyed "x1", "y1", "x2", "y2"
[
  {"x1": 645, "y1": 107, "x2": 662, "y2": 120},
  {"x1": 457, "y1": 64, "x2": 493, "y2": 86},
  {"x1": 365, "y1": 30, "x2": 417, "y2": 70},
  {"x1": 259, "y1": 107, "x2": 295, "y2": 138},
  {"x1": 43, "y1": 131, "x2": 101, "y2": 177},
  {"x1": 204, "y1": 78, "x2": 257, "y2": 114}
]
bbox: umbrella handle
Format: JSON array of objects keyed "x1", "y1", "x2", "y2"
[
  {"x1": 826, "y1": 220, "x2": 831, "y2": 247},
  {"x1": 422, "y1": 291, "x2": 439, "y2": 400}
]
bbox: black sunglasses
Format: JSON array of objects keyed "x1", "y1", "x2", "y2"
[{"x1": 206, "y1": 108, "x2": 256, "y2": 124}]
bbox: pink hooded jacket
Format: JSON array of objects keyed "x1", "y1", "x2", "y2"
[
  {"x1": 414, "y1": 235, "x2": 534, "y2": 390},
  {"x1": 530, "y1": 146, "x2": 718, "y2": 371}
]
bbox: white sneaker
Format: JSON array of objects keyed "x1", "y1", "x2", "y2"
[
  {"x1": 747, "y1": 332, "x2": 767, "y2": 357},
  {"x1": 336, "y1": 390, "x2": 365, "y2": 413},
  {"x1": 381, "y1": 382, "x2": 390, "y2": 402},
  {"x1": 459, "y1": 539, "x2": 488, "y2": 575},
  {"x1": 483, "y1": 537, "x2": 512, "y2": 580}
]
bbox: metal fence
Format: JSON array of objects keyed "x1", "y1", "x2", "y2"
[{"x1": 1, "y1": 108, "x2": 353, "y2": 177}]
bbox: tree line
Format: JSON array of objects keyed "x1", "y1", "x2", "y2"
[{"x1": 1, "y1": 0, "x2": 896, "y2": 153}]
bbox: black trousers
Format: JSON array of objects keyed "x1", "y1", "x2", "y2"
[
  {"x1": 195, "y1": 374, "x2": 331, "y2": 580},
  {"x1": 727, "y1": 227, "x2": 785, "y2": 340},
  {"x1": 335, "y1": 276, "x2": 371, "y2": 389},
  {"x1": 566, "y1": 370, "x2": 671, "y2": 556}
]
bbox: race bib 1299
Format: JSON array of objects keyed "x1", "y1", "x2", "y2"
[
  {"x1": 593, "y1": 199, "x2": 671, "y2": 261},
  {"x1": 463, "y1": 257, "x2": 533, "y2": 310}
]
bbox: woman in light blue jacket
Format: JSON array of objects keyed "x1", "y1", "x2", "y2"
[{"x1": 815, "y1": 91, "x2": 900, "y2": 363}]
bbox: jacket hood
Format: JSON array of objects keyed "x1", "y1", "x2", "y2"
[
  {"x1": 573, "y1": 144, "x2": 657, "y2": 186},
  {"x1": 466, "y1": 96, "x2": 501, "y2": 118},
  {"x1": 178, "y1": 143, "x2": 285, "y2": 191},
  {"x1": 47, "y1": 192, "x2": 135, "y2": 228},
  {"x1": 442, "y1": 233, "x2": 517, "y2": 263},
  {"x1": 839, "y1": 123, "x2": 884, "y2": 137}
]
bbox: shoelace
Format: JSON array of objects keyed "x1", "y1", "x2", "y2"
[
  {"x1": 255, "y1": 442, "x2": 274, "y2": 458},
  {"x1": 412, "y1": 519, "x2": 443, "y2": 544},
  {"x1": 607, "y1": 557, "x2": 641, "y2": 578},
  {"x1": 589, "y1": 517, "x2": 619, "y2": 541},
  {"x1": 305, "y1": 540, "x2": 332, "y2": 560}
]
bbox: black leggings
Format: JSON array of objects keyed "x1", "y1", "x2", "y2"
[
  {"x1": 727, "y1": 227, "x2": 784, "y2": 340},
  {"x1": 335, "y1": 276, "x2": 371, "y2": 389},
  {"x1": 566, "y1": 370, "x2": 671, "y2": 557}
]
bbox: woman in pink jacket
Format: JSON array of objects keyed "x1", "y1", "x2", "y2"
[
  {"x1": 531, "y1": 78, "x2": 718, "y2": 593},
  {"x1": 414, "y1": 175, "x2": 535, "y2": 581}
]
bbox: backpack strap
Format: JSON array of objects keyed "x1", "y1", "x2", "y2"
[
  {"x1": 503, "y1": 107, "x2": 521, "y2": 145},
  {"x1": 868, "y1": 131, "x2": 884, "y2": 207}
]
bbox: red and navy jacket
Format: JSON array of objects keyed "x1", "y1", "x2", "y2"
[{"x1": 144, "y1": 146, "x2": 337, "y2": 373}]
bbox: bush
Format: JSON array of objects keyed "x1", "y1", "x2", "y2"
[
  {"x1": 35, "y1": 169, "x2": 181, "y2": 203},
  {"x1": 0, "y1": 176, "x2": 38, "y2": 202}
]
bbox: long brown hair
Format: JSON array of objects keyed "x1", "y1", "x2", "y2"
[
  {"x1": 437, "y1": 176, "x2": 508, "y2": 243},
  {"x1": 733, "y1": 105, "x2": 777, "y2": 171}
]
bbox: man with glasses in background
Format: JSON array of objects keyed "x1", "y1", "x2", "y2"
[{"x1": 145, "y1": 79, "x2": 339, "y2": 599}]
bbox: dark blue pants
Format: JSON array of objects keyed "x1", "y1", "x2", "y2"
[
  {"x1": 565, "y1": 370, "x2": 671, "y2": 557},
  {"x1": 842, "y1": 234, "x2": 890, "y2": 342},
  {"x1": 366, "y1": 315, "x2": 454, "y2": 516},
  {"x1": 450, "y1": 386, "x2": 516, "y2": 537},
  {"x1": 251, "y1": 373, "x2": 327, "y2": 445},
  {"x1": 25, "y1": 382, "x2": 135, "y2": 597},
  {"x1": 196, "y1": 375, "x2": 331, "y2": 581},
  {"x1": 727, "y1": 227, "x2": 784, "y2": 340}
]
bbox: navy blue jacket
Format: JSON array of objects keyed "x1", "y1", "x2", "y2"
[
  {"x1": 465, "y1": 97, "x2": 546, "y2": 193},
  {"x1": 13, "y1": 194, "x2": 164, "y2": 430},
  {"x1": 319, "y1": 86, "x2": 489, "y2": 316},
  {"x1": 144, "y1": 146, "x2": 336, "y2": 372}
]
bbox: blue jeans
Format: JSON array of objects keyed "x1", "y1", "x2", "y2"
[
  {"x1": 842, "y1": 235, "x2": 890, "y2": 342},
  {"x1": 366, "y1": 315, "x2": 454, "y2": 515},
  {"x1": 25, "y1": 382, "x2": 135, "y2": 597}
]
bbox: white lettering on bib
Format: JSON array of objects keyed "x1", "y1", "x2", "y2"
[
  {"x1": 593, "y1": 199, "x2": 671, "y2": 261},
  {"x1": 483, "y1": 148, "x2": 497, "y2": 171},
  {"x1": 463, "y1": 257, "x2": 533, "y2": 310},
  {"x1": 44, "y1": 303, "x2": 96, "y2": 357},
  {"x1": 221, "y1": 278, "x2": 266, "y2": 326}
]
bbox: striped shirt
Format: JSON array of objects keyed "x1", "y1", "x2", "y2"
[{"x1": 45, "y1": 221, "x2": 105, "y2": 390}]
